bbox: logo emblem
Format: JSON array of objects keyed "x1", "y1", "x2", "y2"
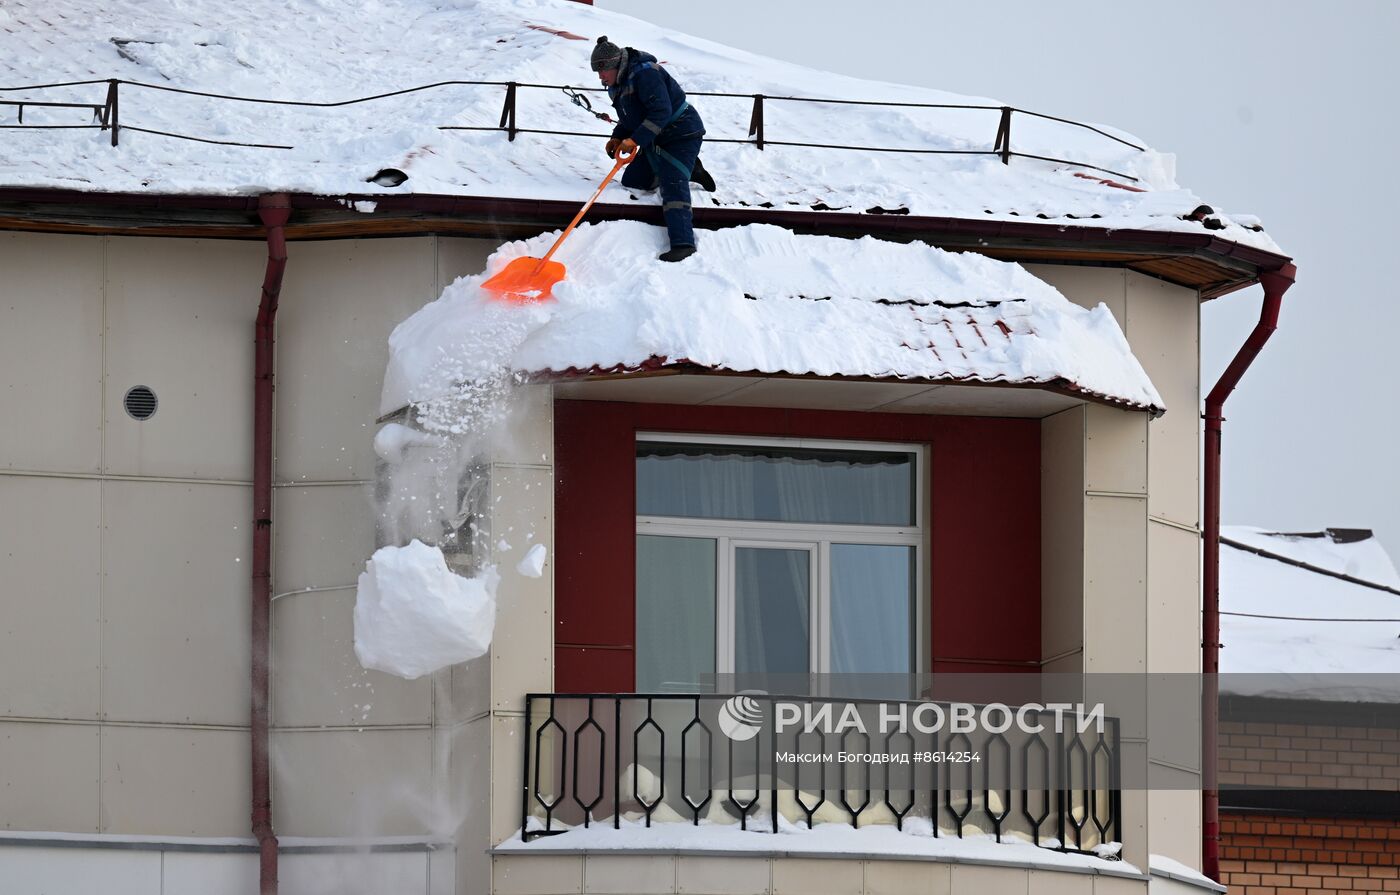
[{"x1": 718, "y1": 694, "x2": 765, "y2": 741}]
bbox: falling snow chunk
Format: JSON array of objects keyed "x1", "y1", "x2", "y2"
[
  {"x1": 516, "y1": 544, "x2": 547, "y2": 579},
  {"x1": 353, "y1": 540, "x2": 497, "y2": 680}
]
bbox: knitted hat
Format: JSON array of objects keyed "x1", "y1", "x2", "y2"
[{"x1": 590, "y1": 35, "x2": 623, "y2": 72}]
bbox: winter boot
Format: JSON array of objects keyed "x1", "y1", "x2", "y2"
[
  {"x1": 690, "y1": 157, "x2": 716, "y2": 192},
  {"x1": 659, "y1": 244, "x2": 697, "y2": 263}
]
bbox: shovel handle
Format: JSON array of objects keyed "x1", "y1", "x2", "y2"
[{"x1": 536, "y1": 145, "x2": 637, "y2": 267}]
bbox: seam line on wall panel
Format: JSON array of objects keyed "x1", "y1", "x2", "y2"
[
  {"x1": 488, "y1": 462, "x2": 553, "y2": 472},
  {"x1": 3, "y1": 717, "x2": 250, "y2": 731},
  {"x1": 271, "y1": 584, "x2": 355, "y2": 602},
  {"x1": 1149, "y1": 756, "x2": 1202, "y2": 775},
  {"x1": 1119, "y1": 736, "x2": 1149, "y2": 745},
  {"x1": 1039, "y1": 646, "x2": 1084, "y2": 666},
  {"x1": 1149, "y1": 515, "x2": 1200, "y2": 535},
  {"x1": 0, "y1": 469, "x2": 253, "y2": 487},
  {"x1": 1084, "y1": 489, "x2": 1147, "y2": 500},
  {"x1": 272, "y1": 479, "x2": 373, "y2": 488},
  {"x1": 272, "y1": 724, "x2": 434, "y2": 733}
]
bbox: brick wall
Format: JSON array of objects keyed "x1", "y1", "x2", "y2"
[
  {"x1": 1219, "y1": 721, "x2": 1400, "y2": 791},
  {"x1": 1219, "y1": 813, "x2": 1400, "y2": 893}
]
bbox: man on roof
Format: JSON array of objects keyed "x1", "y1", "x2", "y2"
[{"x1": 592, "y1": 35, "x2": 715, "y2": 263}]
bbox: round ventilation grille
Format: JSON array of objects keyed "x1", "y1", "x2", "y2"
[{"x1": 124, "y1": 385, "x2": 158, "y2": 420}]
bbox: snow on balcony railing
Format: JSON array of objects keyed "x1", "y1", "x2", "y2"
[{"x1": 521, "y1": 692, "x2": 1122, "y2": 856}]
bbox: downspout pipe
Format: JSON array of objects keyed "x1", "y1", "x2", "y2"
[
  {"x1": 253, "y1": 192, "x2": 291, "y2": 895},
  {"x1": 1202, "y1": 261, "x2": 1296, "y2": 882}
]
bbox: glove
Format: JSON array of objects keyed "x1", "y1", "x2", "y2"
[
  {"x1": 605, "y1": 137, "x2": 620, "y2": 159},
  {"x1": 617, "y1": 138, "x2": 638, "y2": 158}
]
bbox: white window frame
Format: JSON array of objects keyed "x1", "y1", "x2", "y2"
[{"x1": 635, "y1": 432, "x2": 930, "y2": 685}]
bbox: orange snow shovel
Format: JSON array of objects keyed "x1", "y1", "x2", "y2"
[{"x1": 482, "y1": 144, "x2": 637, "y2": 303}]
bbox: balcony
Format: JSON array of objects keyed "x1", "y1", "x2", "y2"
[{"x1": 519, "y1": 693, "x2": 1123, "y2": 858}]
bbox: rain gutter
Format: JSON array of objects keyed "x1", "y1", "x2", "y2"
[
  {"x1": 252, "y1": 192, "x2": 291, "y2": 895},
  {"x1": 1201, "y1": 262, "x2": 1296, "y2": 881}
]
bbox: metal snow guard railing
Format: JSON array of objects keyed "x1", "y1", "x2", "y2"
[
  {"x1": 0, "y1": 78, "x2": 1147, "y2": 182},
  {"x1": 522, "y1": 692, "x2": 1122, "y2": 854}
]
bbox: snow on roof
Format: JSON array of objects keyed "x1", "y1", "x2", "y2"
[
  {"x1": 1220, "y1": 525, "x2": 1400, "y2": 703},
  {"x1": 0, "y1": 0, "x2": 1277, "y2": 253},
  {"x1": 379, "y1": 221, "x2": 1164, "y2": 417}
]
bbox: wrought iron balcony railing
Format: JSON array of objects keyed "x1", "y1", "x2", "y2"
[{"x1": 521, "y1": 692, "x2": 1122, "y2": 855}]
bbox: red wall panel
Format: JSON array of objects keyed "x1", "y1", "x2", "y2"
[{"x1": 553, "y1": 398, "x2": 1043, "y2": 694}]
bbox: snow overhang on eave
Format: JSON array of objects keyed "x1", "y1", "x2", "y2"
[{"x1": 0, "y1": 188, "x2": 1293, "y2": 298}]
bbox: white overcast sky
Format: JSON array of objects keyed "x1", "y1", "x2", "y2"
[{"x1": 600, "y1": 0, "x2": 1400, "y2": 557}]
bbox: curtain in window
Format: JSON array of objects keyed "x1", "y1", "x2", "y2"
[
  {"x1": 637, "y1": 444, "x2": 914, "y2": 526},
  {"x1": 734, "y1": 546, "x2": 810, "y2": 676},
  {"x1": 636, "y1": 535, "x2": 716, "y2": 693},
  {"x1": 830, "y1": 543, "x2": 915, "y2": 699}
]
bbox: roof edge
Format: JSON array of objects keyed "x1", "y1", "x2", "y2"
[{"x1": 0, "y1": 187, "x2": 1293, "y2": 284}]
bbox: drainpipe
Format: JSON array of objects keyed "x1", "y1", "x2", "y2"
[
  {"x1": 1201, "y1": 261, "x2": 1296, "y2": 881},
  {"x1": 253, "y1": 192, "x2": 291, "y2": 895}
]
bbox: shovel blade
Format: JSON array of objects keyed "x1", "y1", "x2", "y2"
[{"x1": 481, "y1": 256, "x2": 567, "y2": 303}]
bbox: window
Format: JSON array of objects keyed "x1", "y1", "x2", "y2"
[{"x1": 635, "y1": 436, "x2": 924, "y2": 698}]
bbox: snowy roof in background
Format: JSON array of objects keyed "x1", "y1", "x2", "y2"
[
  {"x1": 380, "y1": 221, "x2": 1164, "y2": 416},
  {"x1": 1220, "y1": 526, "x2": 1400, "y2": 703},
  {"x1": 0, "y1": 0, "x2": 1277, "y2": 253}
]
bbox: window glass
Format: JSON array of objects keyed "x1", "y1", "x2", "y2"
[
  {"x1": 636, "y1": 535, "x2": 716, "y2": 693},
  {"x1": 637, "y1": 443, "x2": 915, "y2": 526},
  {"x1": 830, "y1": 543, "x2": 916, "y2": 698},
  {"x1": 734, "y1": 546, "x2": 811, "y2": 676}
]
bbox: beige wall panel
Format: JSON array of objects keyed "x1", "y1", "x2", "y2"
[
  {"x1": 275, "y1": 238, "x2": 437, "y2": 482},
  {"x1": 272, "y1": 728, "x2": 433, "y2": 836},
  {"x1": 1093, "y1": 876, "x2": 1147, "y2": 895},
  {"x1": 1082, "y1": 495, "x2": 1147, "y2": 674},
  {"x1": 446, "y1": 654, "x2": 491, "y2": 725},
  {"x1": 1084, "y1": 406, "x2": 1147, "y2": 495},
  {"x1": 272, "y1": 482, "x2": 375, "y2": 595},
  {"x1": 492, "y1": 384, "x2": 554, "y2": 467},
  {"x1": 0, "y1": 721, "x2": 98, "y2": 832},
  {"x1": 1146, "y1": 787, "x2": 1200, "y2": 874},
  {"x1": 1026, "y1": 870, "x2": 1095, "y2": 895},
  {"x1": 452, "y1": 717, "x2": 492, "y2": 895},
  {"x1": 1025, "y1": 265, "x2": 1127, "y2": 321},
  {"x1": 1146, "y1": 523, "x2": 1200, "y2": 677},
  {"x1": 676, "y1": 856, "x2": 769, "y2": 894},
  {"x1": 163, "y1": 851, "x2": 259, "y2": 895},
  {"x1": 0, "y1": 476, "x2": 100, "y2": 719},
  {"x1": 493, "y1": 854, "x2": 584, "y2": 895},
  {"x1": 490, "y1": 465, "x2": 554, "y2": 712},
  {"x1": 1124, "y1": 273, "x2": 1199, "y2": 528},
  {"x1": 0, "y1": 846, "x2": 160, "y2": 895},
  {"x1": 1117, "y1": 743, "x2": 1150, "y2": 872},
  {"x1": 272, "y1": 587, "x2": 430, "y2": 728},
  {"x1": 585, "y1": 854, "x2": 677, "y2": 894},
  {"x1": 436, "y1": 237, "x2": 498, "y2": 291},
  {"x1": 490, "y1": 713, "x2": 526, "y2": 845},
  {"x1": 431, "y1": 844, "x2": 457, "y2": 895},
  {"x1": 0, "y1": 233, "x2": 103, "y2": 473},
  {"x1": 280, "y1": 851, "x2": 430, "y2": 895},
  {"x1": 100, "y1": 725, "x2": 249, "y2": 836},
  {"x1": 103, "y1": 237, "x2": 261, "y2": 480},
  {"x1": 773, "y1": 857, "x2": 862, "y2": 895},
  {"x1": 865, "y1": 859, "x2": 950, "y2": 895},
  {"x1": 949, "y1": 864, "x2": 1028, "y2": 895},
  {"x1": 1041, "y1": 407, "x2": 1084, "y2": 661},
  {"x1": 101, "y1": 480, "x2": 250, "y2": 725}
]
